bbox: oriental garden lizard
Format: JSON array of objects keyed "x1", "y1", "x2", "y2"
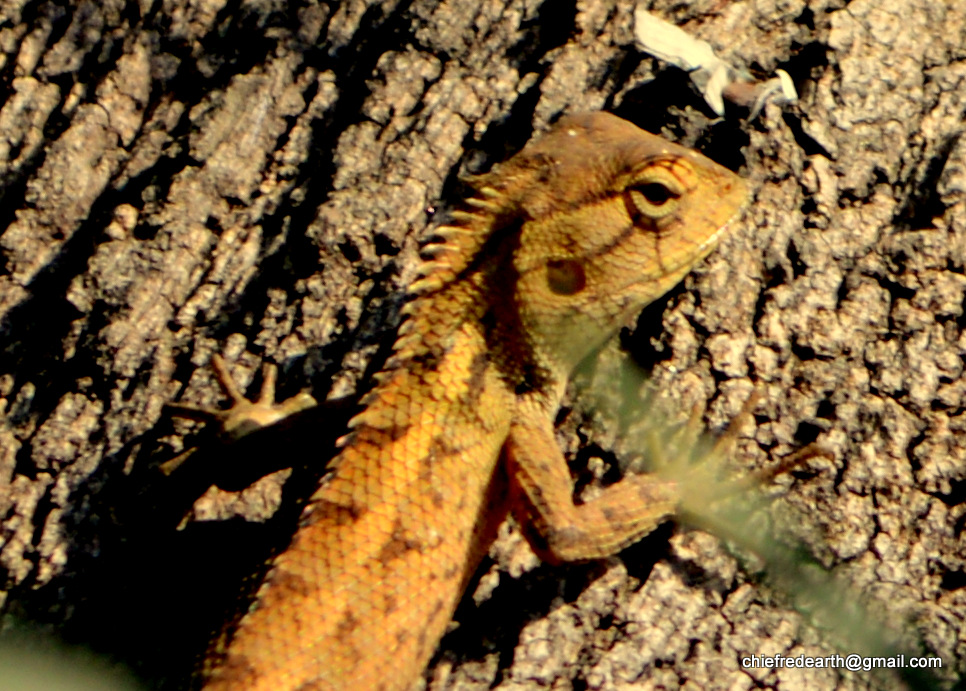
[{"x1": 178, "y1": 112, "x2": 749, "y2": 690}]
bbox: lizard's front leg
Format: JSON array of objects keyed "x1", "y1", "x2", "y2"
[
  {"x1": 161, "y1": 354, "x2": 321, "y2": 487},
  {"x1": 505, "y1": 396, "x2": 679, "y2": 564}
]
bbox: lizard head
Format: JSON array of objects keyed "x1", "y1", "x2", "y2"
[{"x1": 485, "y1": 112, "x2": 750, "y2": 380}]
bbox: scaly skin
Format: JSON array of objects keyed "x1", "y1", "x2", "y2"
[{"x1": 196, "y1": 112, "x2": 749, "y2": 690}]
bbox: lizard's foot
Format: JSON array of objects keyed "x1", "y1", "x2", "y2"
[
  {"x1": 162, "y1": 354, "x2": 317, "y2": 475},
  {"x1": 644, "y1": 389, "x2": 830, "y2": 513},
  {"x1": 633, "y1": 389, "x2": 833, "y2": 559}
]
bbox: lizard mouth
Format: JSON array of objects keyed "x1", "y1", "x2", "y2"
[
  {"x1": 691, "y1": 207, "x2": 741, "y2": 257},
  {"x1": 670, "y1": 208, "x2": 745, "y2": 279}
]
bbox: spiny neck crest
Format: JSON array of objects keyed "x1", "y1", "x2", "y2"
[{"x1": 406, "y1": 181, "x2": 513, "y2": 299}]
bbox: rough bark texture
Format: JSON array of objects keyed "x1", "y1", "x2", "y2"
[{"x1": 1, "y1": 0, "x2": 965, "y2": 689}]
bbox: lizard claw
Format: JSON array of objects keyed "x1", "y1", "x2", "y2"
[{"x1": 645, "y1": 389, "x2": 829, "y2": 507}]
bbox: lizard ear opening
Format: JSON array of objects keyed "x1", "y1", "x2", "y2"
[{"x1": 546, "y1": 258, "x2": 586, "y2": 295}]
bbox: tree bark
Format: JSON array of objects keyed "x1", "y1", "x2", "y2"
[{"x1": 1, "y1": 0, "x2": 965, "y2": 689}]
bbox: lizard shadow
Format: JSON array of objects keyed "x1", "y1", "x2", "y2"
[{"x1": 54, "y1": 399, "x2": 356, "y2": 689}]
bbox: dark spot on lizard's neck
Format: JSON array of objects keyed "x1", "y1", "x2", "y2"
[
  {"x1": 513, "y1": 362, "x2": 545, "y2": 396},
  {"x1": 463, "y1": 350, "x2": 490, "y2": 407},
  {"x1": 482, "y1": 299, "x2": 550, "y2": 396},
  {"x1": 471, "y1": 221, "x2": 551, "y2": 394}
]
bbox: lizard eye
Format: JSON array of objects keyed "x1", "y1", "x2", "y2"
[
  {"x1": 624, "y1": 169, "x2": 685, "y2": 224},
  {"x1": 637, "y1": 182, "x2": 676, "y2": 206}
]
